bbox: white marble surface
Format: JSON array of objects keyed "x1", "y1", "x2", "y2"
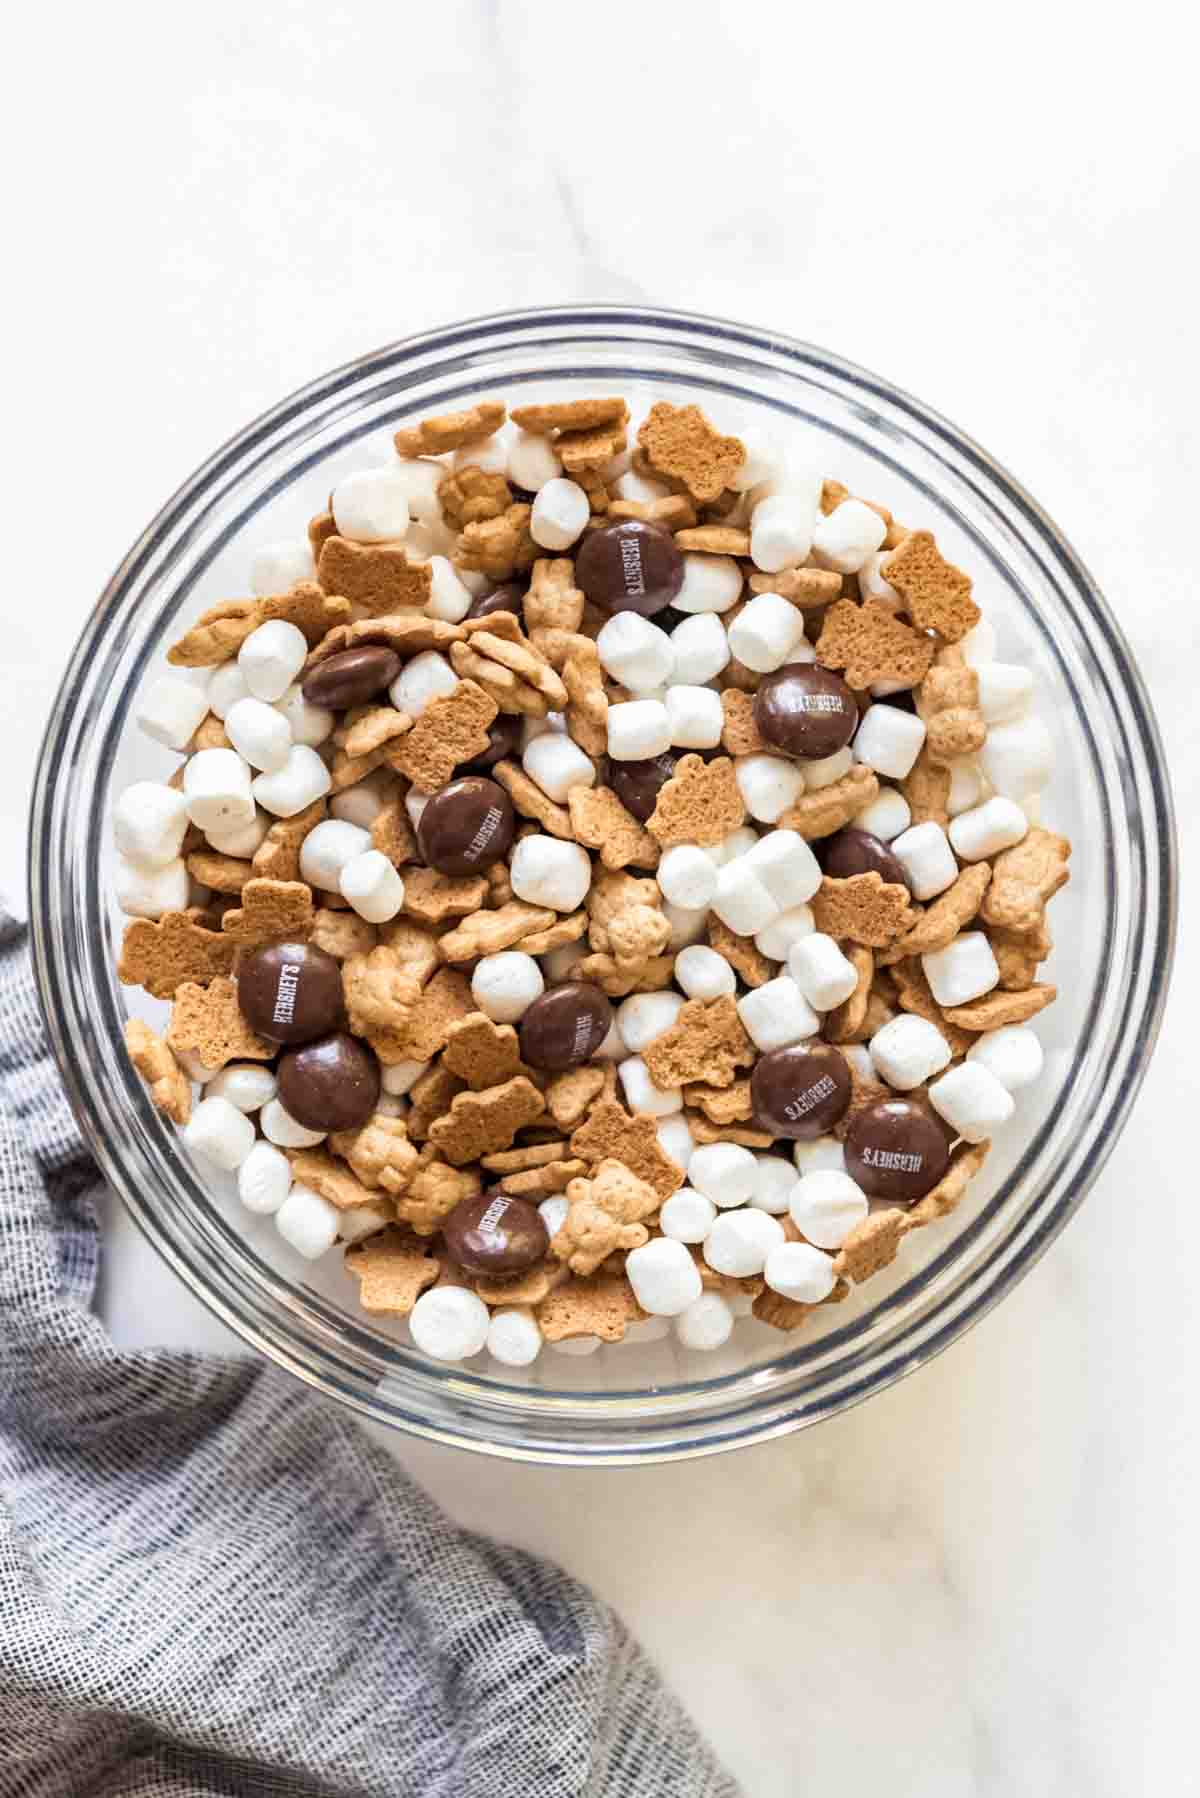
[{"x1": 7, "y1": 3, "x2": 1197, "y2": 1791}]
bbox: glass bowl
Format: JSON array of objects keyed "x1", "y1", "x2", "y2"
[{"x1": 29, "y1": 305, "x2": 1177, "y2": 1464}]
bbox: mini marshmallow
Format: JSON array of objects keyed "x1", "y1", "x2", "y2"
[
  {"x1": 607, "y1": 699, "x2": 671, "y2": 761},
  {"x1": 596, "y1": 612, "x2": 674, "y2": 693},
  {"x1": 531, "y1": 478, "x2": 590, "y2": 550},
  {"x1": 657, "y1": 845, "x2": 718, "y2": 911},
  {"x1": 273, "y1": 677, "x2": 336, "y2": 747},
  {"x1": 922, "y1": 931, "x2": 999, "y2": 1007},
  {"x1": 853, "y1": 704, "x2": 928, "y2": 780},
  {"x1": 410, "y1": 1285, "x2": 491, "y2": 1361},
  {"x1": 948, "y1": 796, "x2": 1029, "y2": 862},
  {"x1": 617, "y1": 990, "x2": 685, "y2": 1054},
  {"x1": 689, "y1": 1142, "x2": 758, "y2": 1209},
  {"x1": 788, "y1": 933, "x2": 860, "y2": 1011},
  {"x1": 975, "y1": 662, "x2": 1035, "y2": 725},
  {"x1": 547, "y1": 1336, "x2": 602, "y2": 1357},
  {"x1": 750, "y1": 1154, "x2": 797, "y2": 1215},
  {"x1": 712, "y1": 861, "x2": 779, "y2": 936},
  {"x1": 853, "y1": 786, "x2": 911, "y2": 842},
  {"x1": 735, "y1": 754, "x2": 807, "y2": 824},
  {"x1": 967, "y1": 1025, "x2": 1045, "y2": 1091},
  {"x1": 452, "y1": 425, "x2": 512, "y2": 475},
  {"x1": 788, "y1": 1168, "x2": 868, "y2": 1249},
  {"x1": 389, "y1": 651, "x2": 459, "y2": 718},
  {"x1": 425, "y1": 555, "x2": 474, "y2": 624},
  {"x1": 136, "y1": 675, "x2": 210, "y2": 750},
  {"x1": 728, "y1": 424, "x2": 781, "y2": 492},
  {"x1": 510, "y1": 835, "x2": 591, "y2": 911},
  {"x1": 614, "y1": 469, "x2": 671, "y2": 504},
  {"x1": 704, "y1": 1208, "x2": 785, "y2": 1277},
  {"x1": 114, "y1": 855, "x2": 190, "y2": 920},
  {"x1": 331, "y1": 465, "x2": 411, "y2": 542},
  {"x1": 183, "y1": 748, "x2": 256, "y2": 832},
  {"x1": 471, "y1": 951, "x2": 545, "y2": 1023},
  {"x1": 330, "y1": 771, "x2": 394, "y2": 830},
  {"x1": 662, "y1": 899, "x2": 709, "y2": 950},
  {"x1": 251, "y1": 745, "x2": 333, "y2": 818},
  {"x1": 299, "y1": 818, "x2": 372, "y2": 890},
  {"x1": 207, "y1": 1064, "x2": 278, "y2": 1112},
  {"x1": 793, "y1": 1135, "x2": 846, "y2": 1175},
  {"x1": 238, "y1": 619, "x2": 309, "y2": 703},
  {"x1": 507, "y1": 427, "x2": 563, "y2": 490},
  {"x1": 737, "y1": 975, "x2": 820, "y2": 1051},
  {"x1": 404, "y1": 791, "x2": 431, "y2": 832},
  {"x1": 674, "y1": 944, "x2": 737, "y2": 1001},
  {"x1": 381, "y1": 1059, "x2": 429, "y2": 1096},
  {"x1": 261, "y1": 1097, "x2": 326, "y2": 1149},
  {"x1": 618, "y1": 1056, "x2": 682, "y2": 1117},
  {"x1": 668, "y1": 613, "x2": 730, "y2": 685},
  {"x1": 625, "y1": 1237, "x2": 703, "y2": 1316},
  {"x1": 522, "y1": 733, "x2": 596, "y2": 803},
  {"x1": 675, "y1": 1293, "x2": 735, "y2": 1351},
  {"x1": 487, "y1": 1307, "x2": 544, "y2": 1368},
  {"x1": 656, "y1": 1115, "x2": 695, "y2": 1175},
  {"x1": 754, "y1": 903, "x2": 817, "y2": 961},
  {"x1": 665, "y1": 685, "x2": 724, "y2": 749},
  {"x1": 538, "y1": 1195, "x2": 570, "y2": 1239},
  {"x1": 113, "y1": 782, "x2": 190, "y2": 870},
  {"x1": 593, "y1": 1019, "x2": 627, "y2": 1061},
  {"x1": 745, "y1": 830, "x2": 822, "y2": 908},
  {"x1": 540, "y1": 943, "x2": 582, "y2": 983},
  {"x1": 338, "y1": 1205, "x2": 394, "y2": 1245},
  {"x1": 869, "y1": 1014, "x2": 953, "y2": 1091},
  {"x1": 891, "y1": 820, "x2": 959, "y2": 900},
  {"x1": 812, "y1": 499, "x2": 887, "y2": 573},
  {"x1": 237, "y1": 1140, "x2": 293, "y2": 1214},
  {"x1": 183, "y1": 1096, "x2": 256, "y2": 1171},
  {"x1": 749, "y1": 494, "x2": 816, "y2": 574},
  {"x1": 928, "y1": 1061, "x2": 1015, "y2": 1143},
  {"x1": 207, "y1": 662, "x2": 251, "y2": 721},
  {"x1": 250, "y1": 538, "x2": 315, "y2": 596},
  {"x1": 764, "y1": 1240, "x2": 837, "y2": 1302},
  {"x1": 946, "y1": 759, "x2": 988, "y2": 818},
  {"x1": 224, "y1": 696, "x2": 293, "y2": 773},
  {"x1": 175, "y1": 1051, "x2": 218, "y2": 1086},
  {"x1": 339, "y1": 850, "x2": 405, "y2": 923},
  {"x1": 674, "y1": 553, "x2": 743, "y2": 614},
  {"x1": 728, "y1": 591, "x2": 808, "y2": 672},
  {"x1": 959, "y1": 614, "x2": 999, "y2": 667},
  {"x1": 706, "y1": 827, "x2": 758, "y2": 867},
  {"x1": 275, "y1": 1184, "x2": 340, "y2": 1259},
  {"x1": 659, "y1": 1188, "x2": 718, "y2": 1243},
  {"x1": 978, "y1": 717, "x2": 1053, "y2": 797},
  {"x1": 858, "y1": 549, "x2": 900, "y2": 606},
  {"x1": 842, "y1": 1045, "x2": 875, "y2": 1083},
  {"x1": 801, "y1": 747, "x2": 852, "y2": 792}
]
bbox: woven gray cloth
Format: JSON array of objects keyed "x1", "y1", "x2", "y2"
[{"x1": 0, "y1": 905, "x2": 739, "y2": 1798}]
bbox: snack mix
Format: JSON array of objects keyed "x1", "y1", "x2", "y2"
[{"x1": 116, "y1": 395, "x2": 1067, "y2": 1367}]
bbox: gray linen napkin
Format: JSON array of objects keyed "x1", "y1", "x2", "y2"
[{"x1": 0, "y1": 905, "x2": 739, "y2": 1798}]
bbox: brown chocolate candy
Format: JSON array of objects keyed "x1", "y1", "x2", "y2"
[
  {"x1": 237, "y1": 939, "x2": 345, "y2": 1044},
  {"x1": 519, "y1": 982, "x2": 614, "y2": 1071},
  {"x1": 276, "y1": 1032, "x2": 380, "y2": 1133},
  {"x1": 750, "y1": 1043, "x2": 852, "y2": 1140},
  {"x1": 607, "y1": 751, "x2": 680, "y2": 823},
  {"x1": 575, "y1": 520, "x2": 684, "y2": 618},
  {"x1": 442, "y1": 1189, "x2": 548, "y2": 1277},
  {"x1": 465, "y1": 583, "x2": 526, "y2": 623},
  {"x1": 754, "y1": 663, "x2": 858, "y2": 759},
  {"x1": 463, "y1": 713, "x2": 522, "y2": 772},
  {"x1": 819, "y1": 826, "x2": 911, "y2": 891},
  {"x1": 416, "y1": 777, "x2": 515, "y2": 875},
  {"x1": 844, "y1": 1098, "x2": 950, "y2": 1204},
  {"x1": 301, "y1": 646, "x2": 401, "y2": 711}
]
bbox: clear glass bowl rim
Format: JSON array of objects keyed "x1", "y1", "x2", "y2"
[{"x1": 29, "y1": 303, "x2": 1178, "y2": 1465}]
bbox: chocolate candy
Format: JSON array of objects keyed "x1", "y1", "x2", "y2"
[
  {"x1": 754, "y1": 663, "x2": 858, "y2": 760},
  {"x1": 519, "y1": 981, "x2": 614, "y2": 1071},
  {"x1": 416, "y1": 777, "x2": 515, "y2": 875},
  {"x1": 237, "y1": 940, "x2": 345, "y2": 1044},
  {"x1": 301, "y1": 646, "x2": 401, "y2": 711},
  {"x1": 465, "y1": 583, "x2": 526, "y2": 623},
  {"x1": 441, "y1": 1189, "x2": 549, "y2": 1277},
  {"x1": 276, "y1": 1032, "x2": 380, "y2": 1133},
  {"x1": 575, "y1": 520, "x2": 684, "y2": 618},
  {"x1": 844, "y1": 1098, "x2": 950, "y2": 1204},
  {"x1": 462, "y1": 713, "x2": 522, "y2": 772},
  {"x1": 820, "y1": 826, "x2": 911, "y2": 890},
  {"x1": 607, "y1": 751, "x2": 680, "y2": 823},
  {"x1": 750, "y1": 1043, "x2": 852, "y2": 1140}
]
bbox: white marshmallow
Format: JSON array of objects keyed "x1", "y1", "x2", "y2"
[
  {"x1": 665, "y1": 685, "x2": 724, "y2": 749},
  {"x1": 689, "y1": 1142, "x2": 758, "y2": 1209},
  {"x1": 593, "y1": 1019, "x2": 627, "y2": 1062},
  {"x1": 614, "y1": 469, "x2": 671, "y2": 503},
  {"x1": 946, "y1": 759, "x2": 988, "y2": 818},
  {"x1": 662, "y1": 901, "x2": 709, "y2": 949},
  {"x1": 793, "y1": 1136, "x2": 846, "y2": 1175},
  {"x1": 136, "y1": 676, "x2": 211, "y2": 750},
  {"x1": 238, "y1": 619, "x2": 308, "y2": 703},
  {"x1": 331, "y1": 465, "x2": 411, "y2": 542},
  {"x1": 675, "y1": 1293, "x2": 735, "y2": 1351},
  {"x1": 224, "y1": 697, "x2": 292, "y2": 773},
  {"x1": 853, "y1": 787, "x2": 911, "y2": 841},
  {"x1": 659, "y1": 1188, "x2": 718, "y2": 1243},
  {"x1": 389, "y1": 651, "x2": 459, "y2": 719},
  {"x1": 891, "y1": 820, "x2": 959, "y2": 900},
  {"x1": 978, "y1": 717, "x2": 1053, "y2": 797},
  {"x1": 183, "y1": 748, "x2": 256, "y2": 832},
  {"x1": 674, "y1": 944, "x2": 737, "y2": 1001},
  {"x1": 869, "y1": 1015, "x2": 953, "y2": 1091},
  {"x1": 617, "y1": 991, "x2": 685, "y2": 1053},
  {"x1": 509, "y1": 835, "x2": 591, "y2": 911},
  {"x1": 339, "y1": 850, "x2": 405, "y2": 923},
  {"x1": 250, "y1": 538, "x2": 314, "y2": 595},
  {"x1": 928, "y1": 1061, "x2": 1015, "y2": 1143},
  {"x1": 754, "y1": 904, "x2": 816, "y2": 961},
  {"x1": 812, "y1": 499, "x2": 887, "y2": 573},
  {"x1": 705, "y1": 1208, "x2": 785, "y2": 1277},
  {"x1": 625, "y1": 1237, "x2": 703, "y2": 1317},
  {"x1": 275, "y1": 1186, "x2": 339, "y2": 1260},
  {"x1": 410, "y1": 1285, "x2": 490, "y2": 1361},
  {"x1": 853, "y1": 705, "x2": 927, "y2": 780},
  {"x1": 967, "y1": 1025, "x2": 1044, "y2": 1091},
  {"x1": 207, "y1": 662, "x2": 251, "y2": 721},
  {"x1": 338, "y1": 1205, "x2": 393, "y2": 1245},
  {"x1": 597, "y1": 613, "x2": 674, "y2": 693},
  {"x1": 618, "y1": 1056, "x2": 682, "y2": 1117},
  {"x1": 451, "y1": 424, "x2": 512, "y2": 475},
  {"x1": 975, "y1": 662, "x2": 1035, "y2": 724},
  {"x1": 712, "y1": 861, "x2": 779, "y2": 935},
  {"x1": 507, "y1": 428, "x2": 563, "y2": 490},
  {"x1": 788, "y1": 933, "x2": 860, "y2": 1011},
  {"x1": 175, "y1": 1051, "x2": 218, "y2": 1086},
  {"x1": 842, "y1": 1045, "x2": 875, "y2": 1083},
  {"x1": 735, "y1": 753, "x2": 806, "y2": 823},
  {"x1": 922, "y1": 931, "x2": 999, "y2": 1007},
  {"x1": 948, "y1": 796, "x2": 1029, "y2": 862},
  {"x1": 299, "y1": 819, "x2": 372, "y2": 890},
  {"x1": 737, "y1": 975, "x2": 820, "y2": 1051},
  {"x1": 381, "y1": 1059, "x2": 429, "y2": 1097},
  {"x1": 750, "y1": 1155, "x2": 798, "y2": 1215},
  {"x1": 538, "y1": 1195, "x2": 570, "y2": 1239},
  {"x1": 656, "y1": 1115, "x2": 695, "y2": 1175},
  {"x1": 540, "y1": 944, "x2": 582, "y2": 983},
  {"x1": 261, "y1": 1098, "x2": 326, "y2": 1149},
  {"x1": 801, "y1": 747, "x2": 852, "y2": 792},
  {"x1": 744, "y1": 829, "x2": 822, "y2": 907},
  {"x1": 668, "y1": 613, "x2": 730, "y2": 685},
  {"x1": 727, "y1": 425, "x2": 781, "y2": 492},
  {"x1": 113, "y1": 783, "x2": 190, "y2": 870},
  {"x1": 958, "y1": 614, "x2": 998, "y2": 667},
  {"x1": 522, "y1": 733, "x2": 596, "y2": 803},
  {"x1": 607, "y1": 699, "x2": 671, "y2": 761},
  {"x1": 858, "y1": 549, "x2": 900, "y2": 605},
  {"x1": 426, "y1": 555, "x2": 474, "y2": 624},
  {"x1": 237, "y1": 1141, "x2": 293, "y2": 1214},
  {"x1": 674, "y1": 553, "x2": 743, "y2": 614},
  {"x1": 764, "y1": 1240, "x2": 837, "y2": 1302},
  {"x1": 728, "y1": 593, "x2": 808, "y2": 674},
  {"x1": 547, "y1": 1336, "x2": 603, "y2": 1357},
  {"x1": 183, "y1": 1096, "x2": 255, "y2": 1171},
  {"x1": 274, "y1": 683, "x2": 335, "y2": 749},
  {"x1": 114, "y1": 855, "x2": 189, "y2": 920},
  {"x1": 748, "y1": 456, "x2": 823, "y2": 511},
  {"x1": 531, "y1": 478, "x2": 590, "y2": 550},
  {"x1": 207, "y1": 1064, "x2": 277, "y2": 1112},
  {"x1": 404, "y1": 791, "x2": 432, "y2": 832},
  {"x1": 706, "y1": 827, "x2": 759, "y2": 867},
  {"x1": 487, "y1": 1307, "x2": 543, "y2": 1368},
  {"x1": 750, "y1": 494, "x2": 816, "y2": 574},
  {"x1": 251, "y1": 745, "x2": 332, "y2": 819},
  {"x1": 330, "y1": 772, "x2": 393, "y2": 830},
  {"x1": 471, "y1": 952, "x2": 544, "y2": 1023},
  {"x1": 657, "y1": 844, "x2": 718, "y2": 911}
]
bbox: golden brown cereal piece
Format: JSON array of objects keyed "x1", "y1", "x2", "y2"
[
  {"x1": 748, "y1": 566, "x2": 842, "y2": 608},
  {"x1": 437, "y1": 465, "x2": 513, "y2": 529},
  {"x1": 823, "y1": 945, "x2": 875, "y2": 1042},
  {"x1": 545, "y1": 1066, "x2": 607, "y2": 1130},
  {"x1": 567, "y1": 787, "x2": 659, "y2": 871},
  {"x1": 342, "y1": 945, "x2": 421, "y2": 1037},
  {"x1": 642, "y1": 996, "x2": 755, "y2": 1091},
  {"x1": 499, "y1": 1160, "x2": 588, "y2": 1198},
  {"x1": 188, "y1": 715, "x2": 232, "y2": 753},
  {"x1": 570, "y1": 1098, "x2": 684, "y2": 1203},
  {"x1": 510, "y1": 397, "x2": 628, "y2": 434},
  {"x1": 688, "y1": 1246, "x2": 763, "y2": 1299},
  {"x1": 810, "y1": 873, "x2": 915, "y2": 948},
  {"x1": 683, "y1": 1079, "x2": 754, "y2": 1124},
  {"x1": 393, "y1": 400, "x2": 506, "y2": 457},
  {"x1": 375, "y1": 917, "x2": 439, "y2": 986},
  {"x1": 256, "y1": 581, "x2": 352, "y2": 647},
  {"x1": 328, "y1": 742, "x2": 392, "y2": 792},
  {"x1": 607, "y1": 494, "x2": 699, "y2": 533},
  {"x1": 571, "y1": 952, "x2": 675, "y2": 999},
  {"x1": 490, "y1": 760, "x2": 574, "y2": 838},
  {"x1": 387, "y1": 967, "x2": 475, "y2": 1064},
  {"x1": 559, "y1": 637, "x2": 608, "y2": 755},
  {"x1": 988, "y1": 918, "x2": 1052, "y2": 990},
  {"x1": 455, "y1": 503, "x2": 538, "y2": 582},
  {"x1": 526, "y1": 555, "x2": 585, "y2": 627},
  {"x1": 437, "y1": 900, "x2": 557, "y2": 962},
  {"x1": 880, "y1": 865, "x2": 992, "y2": 966},
  {"x1": 536, "y1": 1273, "x2": 645, "y2": 1343},
  {"x1": 554, "y1": 1159, "x2": 660, "y2": 1276},
  {"x1": 220, "y1": 878, "x2": 313, "y2": 949},
  {"x1": 889, "y1": 958, "x2": 976, "y2": 1058},
  {"x1": 461, "y1": 616, "x2": 568, "y2": 706},
  {"x1": 309, "y1": 508, "x2": 337, "y2": 562},
  {"x1": 287, "y1": 1147, "x2": 380, "y2": 1212},
  {"x1": 442, "y1": 1012, "x2": 531, "y2": 1091},
  {"x1": 833, "y1": 1209, "x2": 909, "y2": 1284},
  {"x1": 702, "y1": 918, "x2": 768, "y2": 988},
  {"x1": 637, "y1": 403, "x2": 745, "y2": 504},
  {"x1": 720, "y1": 689, "x2": 768, "y2": 756},
  {"x1": 899, "y1": 747, "x2": 951, "y2": 829},
  {"x1": 607, "y1": 904, "x2": 671, "y2": 970},
  {"x1": 370, "y1": 796, "x2": 418, "y2": 870},
  {"x1": 304, "y1": 614, "x2": 463, "y2": 673},
  {"x1": 779, "y1": 766, "x2": 879, "y2": 841},
  {"x1": 482, "y1": 1141, "x2": 569, "y2": 1173},
  {"x1": 942, "y1": 984, "x2": 1056, "y2": 1031},
  {"x1": 185, "y1": 850, "x2": 251, "y2": 896},
  {"x1": 345, "y1": 1228, "x2": 440, "y2": 1313},
  {"x1": 674, "y1": 524, "x2": 752, "y2": 556},
  {"x1": 117, "y1": 909, "x2": 236, "y2": 1000},
  {"x1": 337, "y1": 706, "x2": 412, "y2": 760},
  {"x1": 250, "y1": 799, "x2": 326, "y2": 883},
  {"x1": 317, "y1": 537, "x2": 433, "y2": 615},
  {"x1": 915, "y1": 664, "x2": 986, "y2": 764},
  {"x1": 124, "y1": 1019, "x2": 192, "y2": 1125},
  {"x1": 752, "y1": 1289, "x2": 817, "y2": 1331},
  {"x1": 395, "y1": 1156, "x2": 479, "y2": 1234},
  {"x1": 585, "y1": 870, "x2": 659, "y2": 946},
  {"x1": 688, "y1": 1115, "x2": 774, "y2": 1147},
  {"x1": 389, "y1": 681, "x2": 497, "y2": 792},
  {"x1": 406, "y1": 1069, "x2": 465, "y2": 1144},
  {"x1": 166, "y1": 976, "x2": 273, "y2": 1072},
  {"x1": 815, "y1": 599, "x2": 937, "y2": 691},
  {"x1": 646, "y1": 754, "x2": 745, "y2": 848},
  {"x1": 904, "y1": 1140, "x2": 990, "y2": 1230},
  {"x1": 166, "y1": 600, "x2": 258, "y2": 667},
  {"x1": 881, "y1": 530, "x2": 980, "y2": 641},
  {"x1": 399, "y1": 867, "x2": 489, "y2": 928},
  {"x1": 556, "y1": 412, "x2": 630, "y2": 474},
  {"x1": 426, "y1": 1076, "x2": 546, "y2": 1167},
  {"x1": 328, "y1": 1116, "x2": 421, "y2": 1196},
  {"x1": 979, "y1": 828, "x2": 1072, "y2": 935},
  {"x1": 820, "y1": 480, "x2": 849, "y2": 514},
  {"x1": 472, "y1": 1264, "x2": 567, "y2": 1307}
]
